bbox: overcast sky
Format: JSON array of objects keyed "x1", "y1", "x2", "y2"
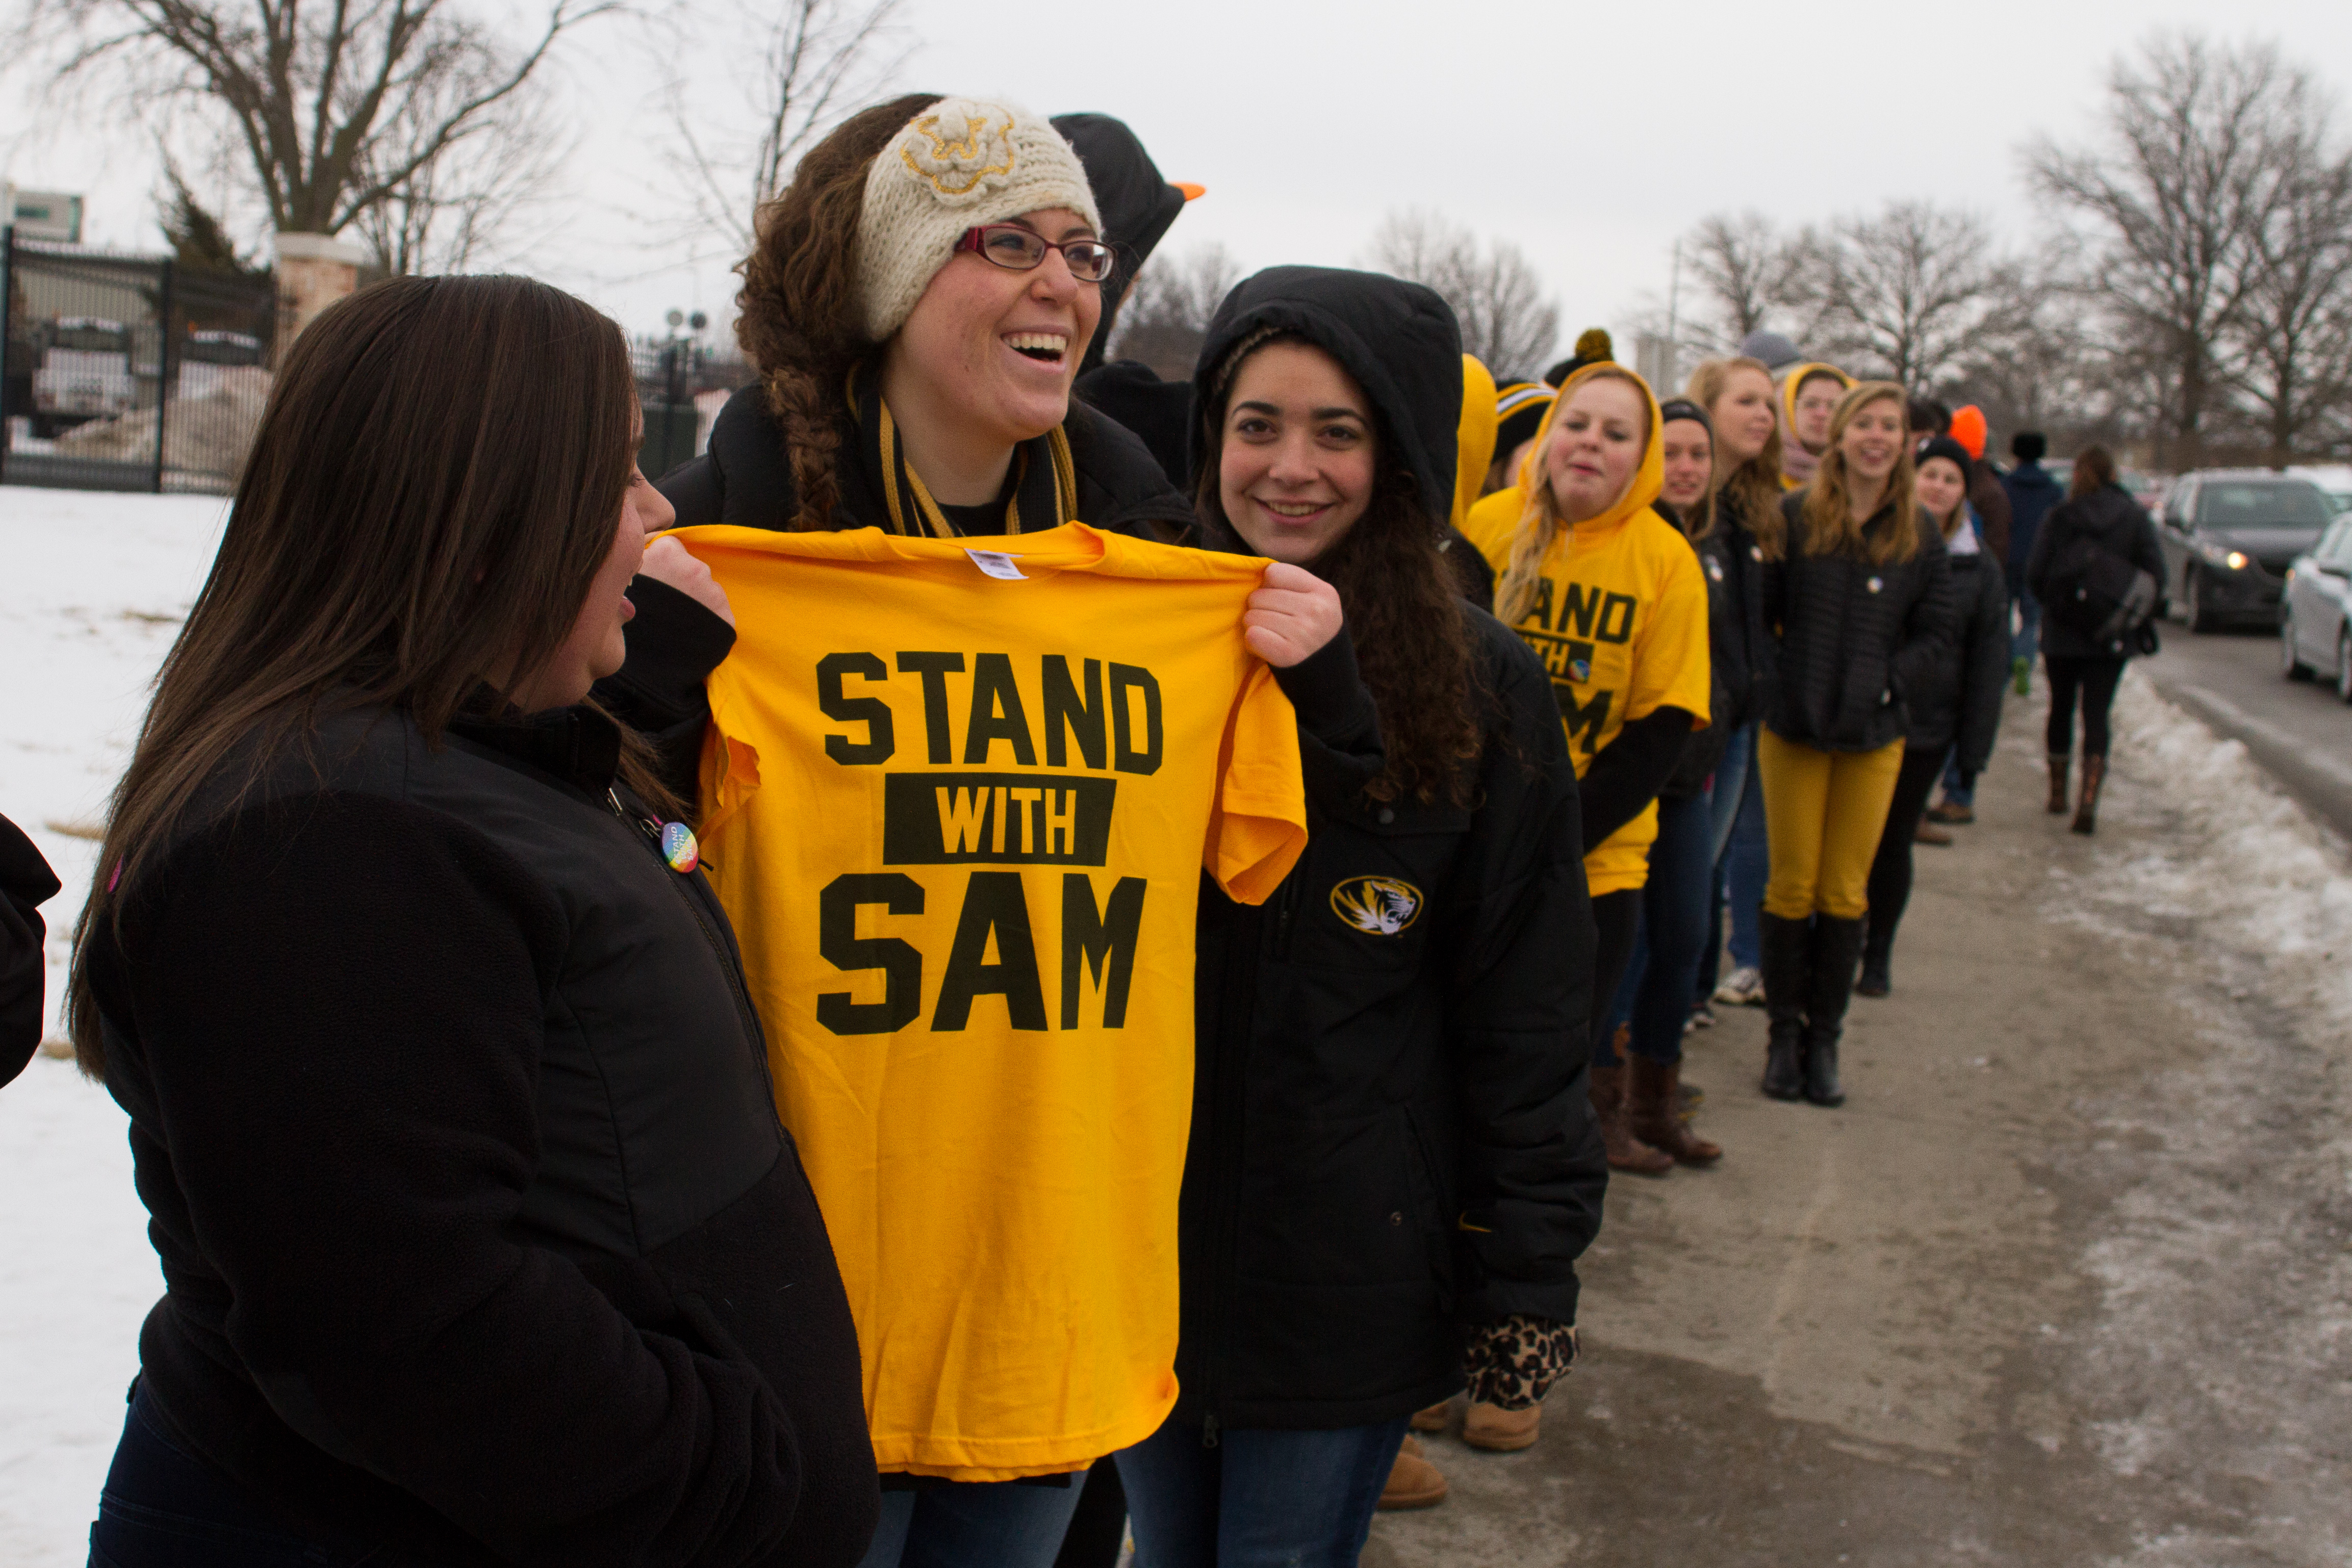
[{"x1": 9, "y1": 0, "x2": 2352, "y2": 358}]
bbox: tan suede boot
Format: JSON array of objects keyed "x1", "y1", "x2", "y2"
[
  {"x1": 2047, "y1": 752, "x2": 2071, "y2": 814},
  {"x1": 1410, "y1": 1400, "x2": 1453, "y2": 1433},
  {"x1": 1462, "y1": 1402, "x2": 1542, "y2": 1452},
  {"x1": 1377, "y1": 1434, "x2": 1449, "y2": 1509},
  {"x1": 2073, "y1": 754, "x2": 2107, "y2": 835}
]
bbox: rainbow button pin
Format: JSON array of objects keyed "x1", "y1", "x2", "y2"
[{"x1": 659, "y1": 821, "x2": 699, "y2": 875}]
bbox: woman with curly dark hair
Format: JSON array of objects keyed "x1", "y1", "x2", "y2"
[{"x1": 1113, "y1": 266, "x2": 1603, "y2": 1560}]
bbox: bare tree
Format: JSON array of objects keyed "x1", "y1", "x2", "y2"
[
  {"x1": 2227, "y1": 142, "x2": 2352, "y2": 464},
  {"x1": 352, "y1": 80, "x2": 569, "y2": 275},
  {"x1": 1105, "y1": 243, "x2": 1241, "y2": 381},
  {"x1": 1807, "y1": 202, "x2": 2007, "y2": 389},
  {"x1": 2025, "y1": 33, "x2": 2312, "y2": 468},
  {"x1": 649, "y1": 0, "x2": 904, "y2": 264},
  {"x1": 1365, "y1": 208, "x2": 1558, "y2": 378},
  {"x1": 19, "y1": 0, "x2": 610, "y2": 241},
  {"x1": 1680, "y1": 211, "x2": 1814, "y2": 351}
]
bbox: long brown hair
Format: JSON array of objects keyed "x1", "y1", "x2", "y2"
[
  {"x1": 1494, "y1": 365, "x2": 1655, "y2": 626},
  {"x1": 1196, "y1": 332, "x2": 1480, "y2": 807},
  {"x1": 736, "y1": 93, "x2": 942, "y2": 529},
  {"x1": 1798, "y1": 381, "x2": 1921, "y2": 565},
  {"x1": 2070, "y1": 445, "x2": 2118, "y2": 500},
  {"x1": 1686, "y1": 356, "x2": 1787, "y2": 556},
  {"x1": 67, "y1": 274, "x2": 656, "y2": 1078}
]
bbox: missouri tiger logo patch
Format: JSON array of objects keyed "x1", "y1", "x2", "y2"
[{"x1": 1331, "y1": 876, "x2": 1423, "y2": 936}]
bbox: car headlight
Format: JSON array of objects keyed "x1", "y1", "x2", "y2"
[
  {"x1": 2228, "y1": 550, "x2": 2249, "y2": 571},
  {"x1": 2196, "y1": 539, "x2": 2249, "y2": 570}
]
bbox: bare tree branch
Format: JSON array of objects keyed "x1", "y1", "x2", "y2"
[
  {"x1": 1105, "y1": 242, "x2": 1241, "y2": 381},
  {"x1": 1364, "y1": 208, "x2": 1557, "y2": 378},
  {"x1": 1805, "y1": 202, "x2": 2007, "y2": 389}
]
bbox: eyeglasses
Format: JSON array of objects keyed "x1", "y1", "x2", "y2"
[{"x1": 955, "y1": 224, "x2": 1116, "y2": 283}]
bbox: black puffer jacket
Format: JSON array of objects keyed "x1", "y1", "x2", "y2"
[
  {"x1": 1762, "y1": 493, "x2": 1954, "y2": 753},
  {"x1": 87, "y1": 705, "x2": 876, "y2": 1567},
  {"x1": 1902, "y1": 537, "x2": 2010, "y2": 776},
  {"x1": 2026, "y1": 483, "x2": 2167, "y2": 661},
  {"x1": 608, "y1": 388, "x2": 1194, "y2": 798},
  {"x1": 1175, "y1": 266, "x2": 1603, "y2": 1432}
]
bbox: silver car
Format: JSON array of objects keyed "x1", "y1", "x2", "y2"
[{"x1": 2280, "y1": 513, "x2": 2352, "y2": 700}]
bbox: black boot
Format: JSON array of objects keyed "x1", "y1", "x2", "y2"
[
  {"x1": 1857, "y1": 918, "x2": 1891, "y2": 997},
  {"x1": 1803, "y1": 916, "x2": 1867, "y2": 1108},
  {"x1": 1758, "y1": 913, "x2": 1811, "y2": 1101}
]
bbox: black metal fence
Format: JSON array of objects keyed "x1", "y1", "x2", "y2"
[{"x1": 2, "y1": 227, "x2": 276, "y2": 495}]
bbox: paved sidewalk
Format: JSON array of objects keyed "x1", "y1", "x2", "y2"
[{"x1": 1368, "y1": 676, "x2": 2352, "y2": 1566}]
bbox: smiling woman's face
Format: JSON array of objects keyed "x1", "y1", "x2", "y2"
[
  {"x1": 1216, "y1": 340, "x2": 1377, "y2": 567},
  {"x1": 1545, "y1": 376, "x2": 1650, "y2": 524},
  {"x1": 1840, "y1": 395, "x2": 1907, "y2": 488},
  {"x1": 887, "y1": 206, "x2": 1102, "y2": 446}
]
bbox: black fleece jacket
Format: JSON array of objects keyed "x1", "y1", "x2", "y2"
[
  {"x1": 1902, "y1": 546, "x2": 2010, "y2": 777},
  {"x1": 1762, "y1": 494, "x2": 1955, "y2": 753},
  {"x1": 1, "y1": 812, "x2": 60, "y2": 1087},
  {"x1": 88, "y1": 705, "x2": 876, "y2": 1567},
  {"x1": 2027, "y1": 483, "x2": 2168, "y2": 661}
]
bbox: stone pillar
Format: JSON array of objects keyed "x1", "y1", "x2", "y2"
[{"x1": 272, "y1": 232, "x2": 368, "y2": 359}]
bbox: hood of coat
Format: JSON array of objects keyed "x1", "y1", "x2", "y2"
[
  {"x1": 1192, "y1": 265, "x2": 1465, "y2": 532},
  {"x1": 1455, "y1": 353, "x2": 1498, "y2": 531},
  {"x1": 1053, "y1": 112, "x2": 1196, "y2": 375},
  {"x1": 2008, "y1": 461, "x2": 2063, "y2": 496},
  {"x1": 1513, "y1": 359, "x2": 1666, "y2": 539}
]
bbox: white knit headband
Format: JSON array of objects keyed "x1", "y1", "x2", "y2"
[{"x1": 854, "y1": 97, "x2": 1103, "y2": 343}]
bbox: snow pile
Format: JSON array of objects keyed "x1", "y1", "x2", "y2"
[
  {"x1": 2, "y1": 487, "x2": 222, "y2": 1567},
  {"x1": 2081, "y1": 666, "x2": 2352, "y2": 1028}
]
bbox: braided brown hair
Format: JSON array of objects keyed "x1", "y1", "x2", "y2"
[{"x1": 735, "y1": 93, "x2": 941, "y2": 529}]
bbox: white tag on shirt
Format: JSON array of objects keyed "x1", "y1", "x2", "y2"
[{"x1": 964, "y1": 549, "x2": 1029, "y2": 581}]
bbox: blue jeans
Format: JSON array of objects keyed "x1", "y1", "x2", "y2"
[
  {"x1": 89, "y1": 1381, "x2": 391, "y2": 1567},
  {"x1": 1939, "y1": 744, "x2": 1972, "y2": 807},
  {"x1": 858, "y1": 1477, "x2": 1087, "y2": 1568},
  {"x1": 1115, "y1": 1415, "x2": 1410, "y2": 1568},
  {"x1": 1603, "y1": 790, "x2": 1716, "y2": 1064},
  {"x1": 2011, "y1": 586, "x2": 2040, "y2": 664},
  {"x1": 1701, "y1": 727, "x2": 1767, "y2": 984}
]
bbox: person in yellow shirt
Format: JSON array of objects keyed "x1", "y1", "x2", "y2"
[
  {"x1": 1778, "y1": 361, "x2": 1854, "y2": 490},
  {"x1": 1464, "y1": 361, "x2": 1711, "y2": 1184}
]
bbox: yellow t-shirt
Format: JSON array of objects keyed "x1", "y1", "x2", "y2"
[
  {"x1": 1464, "y1": 494, "x2": 1711, "y2": 895},
  {"x1": 678, "y1": 522, "x2": 1307, "y2": 1481}
]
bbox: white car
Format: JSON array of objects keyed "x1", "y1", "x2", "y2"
[{"x1": 2280, "y1": 512, "x2": 2352, "y2": 699}]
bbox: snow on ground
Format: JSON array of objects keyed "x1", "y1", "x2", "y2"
[{"x1": 3, "y1": 486, "x2": 223, "y2": 1566}]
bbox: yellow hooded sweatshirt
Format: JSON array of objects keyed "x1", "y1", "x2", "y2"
[
  {"x1": 1463, "y1": 364, "x2": 1711, "y2": 895},
  {"x1": 1777, "y1": 362, "x2": 1853, "y2": 490},
  {"x1": 1453, "y1": 353, "x2": 1498, "y2": 532}
]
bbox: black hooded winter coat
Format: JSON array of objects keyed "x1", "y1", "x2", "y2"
[
  {"x1": 1901, "y1": 532, "x2": 2010, "y2": 778},
  {"x1": 1762, "y1": 492, "x2": 1955, "y2": 753},
  {"x1": 2026, "y1": 483, "x2": 2167, "y2": 662},
  {"x1": 1059, "y1": 111, "x2": 1197, "y2": 487},
  {"x1": 0, "y1": 812, "x2": 59, "y2": 1087},
  {"x1": 1178, "y1": 266, "x2": 1605, "y2": 1432}
]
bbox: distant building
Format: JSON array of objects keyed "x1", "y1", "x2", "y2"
[{"x1": 5, "y1": 187, "x2": 85, "y2": 244}]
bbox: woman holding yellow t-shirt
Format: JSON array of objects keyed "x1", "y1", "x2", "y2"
[{"x1": 1465, "y1": 363, "x2": 1712, "y2": 1182}]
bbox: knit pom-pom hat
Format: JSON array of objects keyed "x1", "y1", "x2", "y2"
[{"x1": 855, "y1": 97, "x2": 1103, "y2": 342}]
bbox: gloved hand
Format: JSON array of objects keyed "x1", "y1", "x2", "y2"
[{"x1": 1461, "y1": 1314, "x2": 1577, "y2": 1411}]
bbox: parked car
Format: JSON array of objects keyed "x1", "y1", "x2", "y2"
[
  {"x1": 2157, "y1": 470, "x2": 2336, "y2": 632},
  {"x1": 2281, "y1": 515, "x2": 2352, "y2": 700},
  {"x1": 30, "y1": 317, "x2": 136, "y2": 433},
  {"x1": 2288, "y1": 464, "x2": 2352, "y2": 515}
]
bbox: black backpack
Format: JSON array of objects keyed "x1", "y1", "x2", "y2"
[{"x1": 2048, "y1": 535, "x2": 2159, "y2": 651}]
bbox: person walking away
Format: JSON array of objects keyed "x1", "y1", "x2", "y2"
[
  {"x1": 1060, "y1": 112, "x2": 1206, "y2": 490},
  {"x1": 66, "y1": 275, "x2": 879, "y2": 1568},
  {"x1": 1756, "y1": 382, "x2": 1952, "y2": 1107},
  {"x1": 1998, "y1": 431, "x2": 2063, "y2": 698},
  {"x1": 1778, "y1": 362, "x2": 1852, "y2": 489},
  {"x1": 602, "y1": 97, "x2": 1358, "y2": 1567},
  {"x1": 1597, "y1": 397, "x2": 1739, "y2": 1167},
  {"x1": 1113, "y1": 266, "x2": 1601, "y2": 1558},
  {"x1": 1, "y1": 813, "x2": 61, "y2": 1086},
  {"x1": 1467, "y1": 362, "x2": 1711, "y2": 1186},
  {"x1": 2026, "y1": 446, "x2": 2165, "y2": 835},
  {"x1": 1682, "y1": 357, "x2": 1783, "y2": 1013},
  {"x1": 1858, "y1": 438, "x2": 2008, "y2": 995}
]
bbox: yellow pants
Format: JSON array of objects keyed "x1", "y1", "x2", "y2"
[{"x1": 1757, "y1": 731, "x2": 1905, "y2": 920}]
